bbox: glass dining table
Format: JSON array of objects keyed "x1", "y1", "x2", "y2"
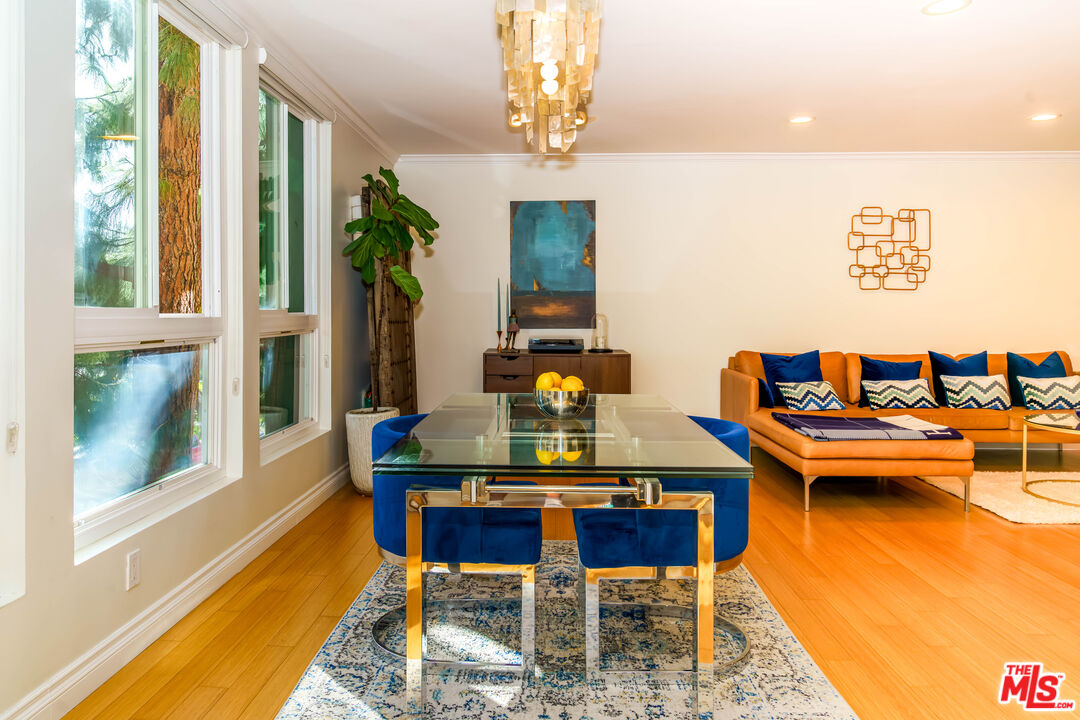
[{"x1": 373, "y1": 392, "x2": 754, "y2": 717}]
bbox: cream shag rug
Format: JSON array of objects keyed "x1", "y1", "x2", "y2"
[{"x1": 920, "y1": 471, "x2": 1080, "y2": 523}]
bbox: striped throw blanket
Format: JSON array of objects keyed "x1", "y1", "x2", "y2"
[{"x1": 773, "y1": 413, "x2": 963, "y2": 441}]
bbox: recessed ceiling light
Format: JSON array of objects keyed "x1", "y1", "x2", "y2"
[
  {"x1": 1030, "y1": 113, "x2": 1061, "y2": 122},
  {"x1": 921, "y1": 0, "x2": 972, "y2": 16},
  {"x1": 789, "y1": 116, "x2": 815, "y2": 125}
]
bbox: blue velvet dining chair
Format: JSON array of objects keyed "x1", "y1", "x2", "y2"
[
  {"x1": 370, "y1": 414, "x2": 543, "y2": 670},
  {"x1": 571, "y1": 415, "x2": 751, "y2": 673}
]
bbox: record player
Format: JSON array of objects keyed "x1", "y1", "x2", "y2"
[{"x1": 528, "y1": 337, "x2": 584, "y2": 354}]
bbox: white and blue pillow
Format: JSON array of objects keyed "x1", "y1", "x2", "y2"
[
  {"x1": 1018, "y1": 375, "x2": 1080, "y2": 410},
  {"x1": 939, "y1": 374, "x2": 1010, "y2": 410},
  {"x1": 775, "y1": 381, "x2": 846, "y2": 411},
  {"x1": 862, "y1": 378, "x2": 937, "y2": 410}
]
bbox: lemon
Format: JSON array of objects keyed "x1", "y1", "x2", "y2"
[
  {"x1": 561, "y1": 450, "x2": 583, "y2": 462},
  {"x1": 535, "y1": 372, "x2": 555, "y2": 391},
  {"x1": 534, "y1": 448, "x2": 558, "y2": 465},
  {"x1": 561, "y1": 375, "x2": 585, "y2": 392},
  {"x1": 548, "y1": 371, "x2": 563, "y2": 389}
]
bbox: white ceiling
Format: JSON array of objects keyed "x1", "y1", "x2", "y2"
[{"x1": 230, "y1": 0, "x2": 1080, "y2": 155}]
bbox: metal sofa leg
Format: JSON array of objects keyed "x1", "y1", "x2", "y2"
[
  {"x1": 961, "y1": 476, "x2": 970, "y2": 513},
  {"x1": 803, "y1": 475, "x2": 817, "y2": 512}
]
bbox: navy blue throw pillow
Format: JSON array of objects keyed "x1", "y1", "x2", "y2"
[
  {"x1": 1007, "y1": 352, "x2": 1066, "y2": 407},
  {"x1": 761, "y1": 351, "x2": 824, "y2": 409},
  {"x1": 858, "y1": 356, "x2": 924, "y2": 407},
  {"x1": 757, "y1": 378, "x2": 775, "y2": 408},
  {"x1": 928, "y1": 351, "x2": 988, "y2": 403}
]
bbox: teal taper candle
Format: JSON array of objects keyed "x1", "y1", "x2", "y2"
[{"x1": 497, "y1": 278, "x2": 501, "y2": 331}]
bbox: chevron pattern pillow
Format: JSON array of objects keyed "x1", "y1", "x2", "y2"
[
  {"x1": 861, "y1": 378, "x2": 937, "y2": 410},
  {"x1": 1018, "y1": 375, "x2": 1080, "y2": 410},
  {"x1": 939, "y1": 374, "x2": 1010, "y2": 410},
  {"x1": 775, "y1": 381, "x2": 846, "y2": 411}
]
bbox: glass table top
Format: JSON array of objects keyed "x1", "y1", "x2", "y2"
[
  {"x1": 374, "y1": 393, "x2": 753, "y2": 479},
  {"x1": 1024, "y1": 411, "x2": 1080, "y2": 432}
]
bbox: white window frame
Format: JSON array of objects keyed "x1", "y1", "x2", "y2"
[
  {"x1": 73, "y1": 0, "x2": 241, "y2": 555},
  {"x1": 257, "y1": 75, "x2": 332, "y2": 465},
  {"x1": 0, "y1": 0, "x2": 26, "y2": 607}
]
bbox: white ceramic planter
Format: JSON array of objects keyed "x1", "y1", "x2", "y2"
[{"x1": 346, "y1": 407, "x2": 400, "y2": 494}]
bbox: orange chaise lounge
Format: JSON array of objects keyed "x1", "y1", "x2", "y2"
[{"x1": 721, "y1": 351, "x2": 1077, "y2": 512}]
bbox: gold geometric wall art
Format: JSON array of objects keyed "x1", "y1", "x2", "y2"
[{"x1": 848, "y1": 207, "x2": 931, "y2": 291}]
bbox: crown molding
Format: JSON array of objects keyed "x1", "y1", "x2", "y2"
[
  {"x1": 396, "y1": 150, "x2": 1080, "y2": 165},
  {"x1": 209, "y1": 0, "x2": 398, "y2": 165}
]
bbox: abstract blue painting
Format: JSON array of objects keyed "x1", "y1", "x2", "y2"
[{"x1": 510, "y1": 200, "x2": 596, "y2": 328}]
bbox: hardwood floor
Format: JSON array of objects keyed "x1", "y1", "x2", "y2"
[{"x1": 63, "y1": 449, "x2": 1080, "y2": 719}]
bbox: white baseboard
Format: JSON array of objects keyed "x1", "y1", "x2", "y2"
[{"x1": 2, "y1": 464, "x2": 350, "y2": 720}]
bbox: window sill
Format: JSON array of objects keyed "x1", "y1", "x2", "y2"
[
  {"x1": 0, "y1": 588, "x2": 25, "y2": 610},
  {"x1": 260, "y1": 419, "x2": 329, "y2": 467},
  {"x1": 74, "y1": 466, "x2": 238, "y2": 564}
]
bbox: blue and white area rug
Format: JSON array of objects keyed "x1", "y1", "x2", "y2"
[{"x1": 277, "y1": 541, "x2": 857, "y2": 719}]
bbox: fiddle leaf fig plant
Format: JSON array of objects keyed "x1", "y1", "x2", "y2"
[
  {"x1": 342, "y1": 166, "x2": 439, "y2": 412},
  {"x1": 342, "y1": 167, "x2": 438, "y2": 301}
]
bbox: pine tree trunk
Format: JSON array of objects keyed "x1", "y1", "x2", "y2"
[{"x1": 151, "y1": 20, "x2": 202, "y2": 481}]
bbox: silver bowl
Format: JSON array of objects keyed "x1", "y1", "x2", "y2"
[{"x1": 534, "y1": 388, "x2": 590, "y2": 419}]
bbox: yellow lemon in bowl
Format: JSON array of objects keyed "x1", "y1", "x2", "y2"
[
  {"x1": 561, "y1": 376, "x2": 585, "y2": 392},
  {"x1": 547, "y1": 371, "x2": 563, "y2": 389},
  {"x1": 535, "y1": 372, "x2": 556, "y2": 391},
  {"x1": 561, "y1": 450, "x2": 583, "y2": 463},
  {"x1": 534, "y1": 448, "x2": 558, "y2": 465}
]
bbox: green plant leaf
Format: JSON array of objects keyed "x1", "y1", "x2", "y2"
[
  {"x1": 344, "y1": 215, "x2": 373, "y2": 234},
  {"x1": 389, "y1": 220, "x2": 414, "y2": 252},
  {"x1": 378, "y1": 166, "x2": 400, "y2": 197},
  {"x1": 389, "y1": 265, "x2": 423, "y2": 301},
  {"x1": 350, "y1": 236, "x2": 372, "y2": 268},
  {"x1": 371, "y1": 200, "x2": 393, "y2": 222},
  {"x1": 343, "y1": 234, "x2": 363, "y2": 256},
  {"x1": 361, "y1": 259, "x2": 376, "y2": 284}
]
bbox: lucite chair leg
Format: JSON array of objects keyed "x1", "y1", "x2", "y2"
[{"x1": 583, "y1": 569, "x2": 601, "y2": 677}]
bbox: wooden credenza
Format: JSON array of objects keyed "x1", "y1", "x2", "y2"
[{"x1": 482, "y1": 349, "x2": 631, "y2": 394}]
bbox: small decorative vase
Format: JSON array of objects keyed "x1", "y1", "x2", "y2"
[{"x1": 345, "y1": 407, "x2": 400, "y2": 494}]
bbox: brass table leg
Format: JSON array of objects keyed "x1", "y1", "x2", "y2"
[
  {"x1": 694, "y1": 496, "x2": 715, "y2": 720},
  {"x1": 1022, "y1": 424, "x2": 1029, "y2": 492},
  {"x1": 1021, "y1": 423, "x2": 1080, "y2": 507},
  {"x1": 405, "y1": 496, "x2": 424, "y2": 717}
]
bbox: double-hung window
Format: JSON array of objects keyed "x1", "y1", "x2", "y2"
[
  {"x1": 73, "y1": 0, "x2": 234, "y2": 547},
  {"x1": 256, "y1": 78, "x2": 330, "y2": 457}
]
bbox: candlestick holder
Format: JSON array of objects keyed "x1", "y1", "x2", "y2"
[{"x1": 496, "y1": 330, "x2": 503, "y2": 353}]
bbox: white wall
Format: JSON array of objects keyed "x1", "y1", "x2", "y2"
[
  {"x1": 0, "y1": 0, "x2": 380, "y2": 715},
  {"x1": 397, "y1": 154, "x2": 1080, "y2": 416}
]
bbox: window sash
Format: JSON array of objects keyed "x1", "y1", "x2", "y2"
[
  {"x1": 73, "y1": 0, "x2": 233, "y2": 537},
  {"x1": 73, "y1": 337, "x2": 222, "y2": 521},
  {"x1": 258, "y1": 331, "x2": 316, "y2": 438},
  {"x1": 258, "y1": 84, "x2": 319, "y2": 316}
]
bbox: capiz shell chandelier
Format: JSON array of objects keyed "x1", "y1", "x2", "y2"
[{"x1": 496, "y1": 0, "x2": 601, "y2": 153}]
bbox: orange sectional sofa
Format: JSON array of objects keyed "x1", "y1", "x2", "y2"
[{"x1": 720, "y1": 351, "x2": 1077, "y2": 512}]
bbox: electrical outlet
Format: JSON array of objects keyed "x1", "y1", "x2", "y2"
[{"x1": 125, "y1": 549, "x2": 141, "y2": 591}]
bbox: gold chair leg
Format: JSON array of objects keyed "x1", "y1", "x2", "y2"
[
  {"x1": 405, "y1": 505, "x2": 424, "y2": 716},
  {"x1": 583, "y1": 568, "x2": 600, "y2": 677},
  {"x1": 521, "y1": 565, "x2": 536, "y2": 677}
]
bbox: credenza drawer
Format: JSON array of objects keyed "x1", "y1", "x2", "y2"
[
  {"x1": 484, "y1": 354, "x2": 533, "y2": 376},
  {"x1": 484, "y1": 374, "x2": 533, "y2": 393}
]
